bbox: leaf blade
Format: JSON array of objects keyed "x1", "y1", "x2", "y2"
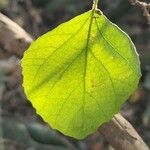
[{"x1": 22, "y1": 10, "x2": 141, "y2": 139}]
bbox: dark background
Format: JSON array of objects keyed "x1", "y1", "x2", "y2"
[{"x1": 0, "y1": 0, "x2": 150, "y2": 150}]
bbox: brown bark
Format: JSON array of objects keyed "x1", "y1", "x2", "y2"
[
  {"x1": 99, "y1": 113, "x2": 149, "y2": 150},
  {"x1": 128, "y1": 0, "x2": 150, "y2": 25},
  {"x1": 0, "y1": 13, "x2": 33, "y2": 57},
  {"x1": 0, "y1": 13, "x2": 149, "y2": 150}
]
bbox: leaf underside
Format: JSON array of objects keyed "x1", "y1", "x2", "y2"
[{"x1": 22, "y1": 10, "x2": 141, "y2": 139}]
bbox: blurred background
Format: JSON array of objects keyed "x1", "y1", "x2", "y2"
[{"x1": 0, "y1": 0, "x2": 150, "y2": 150}]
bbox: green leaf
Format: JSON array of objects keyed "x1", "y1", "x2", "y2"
[{"x1": 21, "y1": 10, "x2": 141, "y2": 139}]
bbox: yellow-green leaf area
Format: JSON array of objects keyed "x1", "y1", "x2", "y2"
[{"x1": 21, "y1": 10, "x2": 141, "y2": 139}]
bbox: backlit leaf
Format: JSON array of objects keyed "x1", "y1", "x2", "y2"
[{"x1": 21, "y1": 10, "x2": 141, "y2": 139}]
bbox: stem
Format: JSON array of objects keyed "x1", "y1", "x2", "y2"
[
  {"x1": 93, "y1": 0, "x2": 99, "y2": 10},
  {"x1": 99, "y1": 113, "x2": 149, "y2": 150}
]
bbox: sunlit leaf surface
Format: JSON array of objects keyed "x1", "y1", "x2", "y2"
[{"x1": 22, "y1": 10, "x2": 141, "y2": 139}]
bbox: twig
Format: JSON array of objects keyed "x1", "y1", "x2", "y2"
[
  {"x1": 128, "y1": 0, "x2": 150, "y2": 25},
  {"x1": 0, "y1": 13, "x2": 33, "y2": 57},
  {"x1": 99, "y1": 113, "x2": 149, "y2": 150}
]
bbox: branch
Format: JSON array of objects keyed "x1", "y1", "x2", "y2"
[
  {"x1": 0, "y1": 13, "x2": 149, "y2": 150},
  {"x1": 99, "y1": 113, "x2": 149, "y2": 150},
  {"x1": 128, "y1": 0, "x2": 150, "y2": 25},
  {"x1": 0, "y1": 13, "x2": 33, "y2": 57}
]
